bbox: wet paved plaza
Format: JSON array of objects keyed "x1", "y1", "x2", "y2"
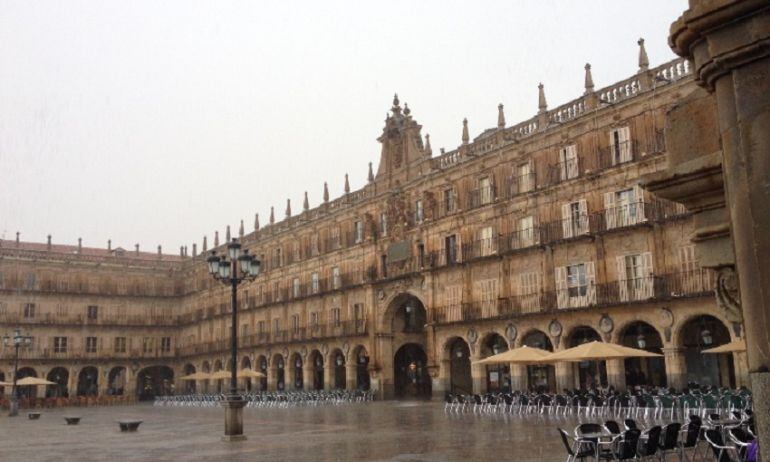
[{"x1": 0, "y1": 401, "x2": 574, "y2": 461}]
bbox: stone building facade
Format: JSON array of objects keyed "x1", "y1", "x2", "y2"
[{"x1": 0, "y1": 45, "x2": 747, "y2": 401}]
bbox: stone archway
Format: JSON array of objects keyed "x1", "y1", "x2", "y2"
[
  {"x1": 446, "y1": 337, "x2": 472, "y2": 395},
  {"x1": 107, "y1": 366, "x2": 127, "y2": 395},
  {"x1": 679, "y1": 314, "x2": 734, "y2": 387},
  {"x1": 521, "y1": 330, "x2": 555, "y2": 392},
  {"x1": 76, "y1": 366, "x2": 98, "y2": 397},
  {"x1": 309, "y1": 350, "x2": 324, "y2": 390},
  {"x1": 201, "y1": 361, "x2": 211, "y2": 393},
  {"x1": 567, "y1": 326, "x2": 606, "y2": 389},
  {"x1": 16, "y1": 367, "x2": 38, "y2": 399},
  {"x1": 481, "y1": 333, "x2": 510, "y2": 393},
  {"x1": 290, "y1": 353, "x2": 304, "y2": 390},
  {"x1": 272, "y1": 354, "x2": 285, "y2": 391},
  {"x1": 240, "y1": 356, "x2": 253, "y2": 391},
  {"x1": 380, "y1": 292, "x2": 429, "y2": 399},
  {"x1": 136, "y1": 366, "x2": 174, "y2": 400},
  {"x1": 393, "y1": 343, "x2": 430, "y2": 398},
  {"x1": 352, "y1": 345, "x2": 370, "y2": 390},
  {"x1": 46, "y1": 367, "x2": 69, "y2": 397},
  {"x1": 619, "y1": 321, "x2": 666, "y2": 387},
  {"x1": 182, "y1": 364, "x2": 196, "y2": 393},
  {"x1": 257, "y1": 356, "x2": 268, "y2": 391},
  {"x1": 331, "y1": 349, "x2": 346, "y2": 389}
]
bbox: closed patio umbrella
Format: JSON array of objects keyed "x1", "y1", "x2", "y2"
[
  {"x1": 15, "y1": 377, "x2": 56, "y2": 386},
  {"x1": 473, "y1": 345, "x2": 552, "y2": 365},
  {"x1": 209, "y1": 370, "x2": 232, "y2": 380},
  {"x1": 237, "y1": 369, "x2": 265, "y2": 379},
  {"x1": 543, "y1": 341, "x2": 663, "y2": 362},
  {"x1": 702, "y1": 339, "x2": 746, "y2": 354},
  {"x1": 179, "y1": 371, "x2": 211, "y2": 381}
]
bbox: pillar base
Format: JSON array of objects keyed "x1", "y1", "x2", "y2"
[{"x1": 221, "y1": 395, "x2": 246, "y2": 442}]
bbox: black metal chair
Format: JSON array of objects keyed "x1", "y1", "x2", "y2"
[
  {"x1": 599, "y1": 429, "x2": 641, "y2": 461},
  {"x1": 636, "y1": 425, "x2": 661, "y2": 461},
  {"x1": 658, "y1": 422, "x2": 681, "y2": 461},
  {"x1": 728, "y1": 427, "x2": 754, "y2": 461},
  {"x1": 680, "y1": 420, "x2": 701, "y2": 462},
  {"x1": 559, "y1": 428, "x2": 595, "y2": 462},
  {"x1": 604, "y1": 420, "x2": 621, "y2": 435},
  {"x1": 624, "y1": 418, "x2": 638, "y2": 431},
  {"x1": 704, "y1": 428, "x2": 740, "y2": 462}
]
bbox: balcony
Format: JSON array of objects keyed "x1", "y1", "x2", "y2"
[
  {"x1": 461, "y1": 237, "x2": 498, "y2": 261},
  {"x1": 548, "y1": 157, "x2": 581, "y2": 185},
  {"x1": 499, "y1": 227, "x2": 541, "y2": 253},
  {"x1": 506, "y1": 172, "x2": 537, "y2": 198},
  {"x1": 467, "y1": 185, "x2": 496, "y2": 210}
]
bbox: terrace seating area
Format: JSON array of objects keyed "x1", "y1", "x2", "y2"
[
  {"x1": 0, "y1": 394, "x2": 136, "y2": 410},
  {"x1": 153, "y1": 389, "x2": 376, "y2": 408},
  {"x1": 444, "y1": 386, "x2": 757, "y2": 461}
]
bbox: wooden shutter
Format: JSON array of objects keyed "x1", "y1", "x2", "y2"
[
  {"x1": 641, "y1": 252, "x2": 654, "y2": 299},
  {"x1": 604, "y1": 191, "x2": 617, "y2": 230},
  {"x1": 561, "y1": 204, "x2": 572, "y2": 239},
  {"x1": 619, "y1": 126, "x2": 631, "y2": 161},
  {"x1": 555, "y1": 266, "x2": 568, "y2": 309},
  {"x1": 586, "y1": 261, "x2": 596, "y2": 305},
  {"x1": 634, "y1": 185, "x2": 646, "y2": 223},
  {"x1": 617, "y1": 256, "x2": 628, "y2": 302},
  {"x1": 578, "y1": 199, "x2": 589, "y2": 234}
]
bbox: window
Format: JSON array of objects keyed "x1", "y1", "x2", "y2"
[
  {"x1": 354, "y1": 220, "x2": 364, "y2": 243},
  {"x1": 114, "y1": 337, "x2": 126, "y2": 353},
  {"x1": 330, "y1": 307, "x2": 341, "y2": 327},
  {"x1": 273, "y1": 318, "x2": 281, "y2": 334},
  {"x1": 310, "y1": 311, "x2": 319, "y2": 328},
  {"x1": 292, "y1": 241, "x2": 301, "y2": 262},
  {"x1": 479, "y1": 177, "x2": 493, "y2": 205},
  {"x1": 26, "y1": 272, "x2": 36, "y2": 290},
  {"x1": 273, "y1": 281, "x2": 281, "y2": 301},
  {"x1": 605, "y1": 186, "x2": 645, "y2": 229},
  {"x1": 330, "y1": 226, "x2": 340, "y2": 249},
  {"x1": 444, "y1": 286, "x2": 462, "y2": 322},
  {"x1": 517, "y1": 162, "x2": 533, "y2": 192},
  {"x1": 610, "y1": 126, "x2": 632, "y2": 165},
  {"x1": 617, "y1": 253, "x2": 654, "y2": 301},
  {"x1": 87, "y1": 305, "x2": 98, "y2": 319},
  {"x1": 414, "y1": 200, "x2": 424, "y2": 223},
  {"x1": 23, "y1": 303, "x2": 35, "y2": 318},
  {"x1": 555, "y1": 262, "x2": 596, "y2": 309},
  {"x1": 292, "y1": 277, "x2": 301, "y2": 298},
  {"x1": 518, "y1": 216, "x2": 536, "y2": 247},
  {"x1": 291, "y1": 314, "x2": 300, "y2": 333},
  {"x1": 444, "y1": 234, "x2": 458, "y2": 265},
  {"x1": 443, "y1": 188, "x2": 455, "y2": 215},
  {"x1": 479, "y1": 226, "x2": 494, "y2": 256},
  {"x1": 241, "y1": 323, "x2": 249, "y2": 337},
  {"x1": 518, "y1": 272, "x2": 542, "y2": 313},
  {"x1": 475, "y1": 279, "x2": 499, "y2": 317},
  {"x1": 562, "y1": 199, "x2": 588, "y2": 238},
  {"x1": 161, "y1": 337, "x2": 171, "y2": 352},
  {"x1": 257, "y1": 320, "x2": 266, "y2": 336},
  {"x1": 273, "y1": 247, "x2": 283, "y2": 268},
  {"x1": 678, "y1": 245, "x2": 710, "y2": 294},
  {"x1": 353, "y1": 303, "x2": 365, "y2": 332},
  {"x1": 559, "y1": 144, "x2": 579, "y2": 180},
  {"x1": 85, "y1": 337, "x2": 97, "y2": 353},
  {"x1": 417, "y1": 243, "x2": 425, "y2": 268},
  {"x1": 53, "y1": 336, "x2": 68, "y2": 353},
  {"x1": 380, "y1": 212, "x2": 388, "y2": 237},
  {"x1": 310, "y1": 234, "x2": 319, "y2": 256},
  {"x1": 143, "y1": 337, "x2": 155, "y2": 353},
  {"x1": 331, "y1": 266, "x2": 341, "y2": 289},
  {"x1": 311, "y1": 272, "x2": 319, "y2": 294}
]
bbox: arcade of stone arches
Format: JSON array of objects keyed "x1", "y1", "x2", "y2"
[{"x1": 0, "y1": 293, "x2": 745, "y2": 401}]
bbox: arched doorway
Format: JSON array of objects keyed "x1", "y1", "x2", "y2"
[
  {"x1": 182, "y1": 364, "x2": 196, "y2": 393},
  {"x1": 310, "y1": 350, "x2": 324, "y2": 390},
  {"x1": 136, "y1": 366, "x2": 174, "y2": 400},
  {"x1": 569, "y1": 327, "x2": 607, "y2": 390},
  {"x1": 77, "y1": 366, "x2": 98, "y2": 397},
  {"x1": 392, "y1": 296, "x2": 427, "y2": 334},
  {"x1": 394, "y1": 343, "x2": 430, "y2": 398},
  {"x1": 108, "y1": 366, "x2": 127, "y2": 395},
  {"x1": 272, "y1": 355, "x2": 285, "y2": 390},
  {"x1": 201, "y1": 361, "x2": 211, "y2": 393},
  {"x1": 521, "y1": 330, "x2": 556, "y2": 392},
  {"x1": 448, "y1": 338, "x2": 472, "y2": 394},
  {"x1": 241, "y1": 357, "x2": 252, "y2": 391},
  {"x1": 332, "y1": 350, "x2": 346, "y2": 389},
  {"x1": 257, "y1": 356, "x2": 268, "y2": 390},
  {"x1": 620, "y1": 322, "x2": 666, "y2": 387},
  {"x1": 46, "y1": 367, "x2": 69, "y2": 397},
  {"x1": 353, "y1": 346, "x2": 370, "y2": 390},
  {"x1": 291, "y1": 353, "x2": 303, "y2": 390},
  {"x1": 482, "y1": 333, "x2": 510, "y2": 393},
  {"x1": 680, "y1": 315, "x2": 734, "y2": 387}
]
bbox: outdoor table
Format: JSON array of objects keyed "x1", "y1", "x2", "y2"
[
  {"x1": 577, "y1": 431, "x2": 616, "y2": 461},
  {"x1": 64, "y1": 416, "x2": 81, "y2": 425},
  {"x1": 28, "y1": 412, "x2": 41, "y2": 420},
  {"x1": 117, "y1": 420, "x2": 142, "y2": 432}
]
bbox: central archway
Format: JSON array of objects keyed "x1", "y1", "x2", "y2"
[
  {"x1": 77, "y1": 366, "x2": 98, "y2": 397},
  {"x1": 136, "y1": 366, "x2": 174, "y2": 400},
  {"x1": 447, "y1": 337, "x2": 472, "y2": 394},
  {"x1": 481, "y1": 333, "x2": 510, "y2": 393},
  {"x1": 394, "y1": 343, "x2": 431, "y2": 398},
  {"x1": 46, "y1": 367, "x2": 69, "y2": 398}
]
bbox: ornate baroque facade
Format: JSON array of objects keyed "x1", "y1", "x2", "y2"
[{"x1": 0, "y1": 45, "x2": 747, "y2": 401}]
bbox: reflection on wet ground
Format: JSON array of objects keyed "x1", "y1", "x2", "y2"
[{"x1": 0, "y1": 401, "x2": 576, "y2": 461}]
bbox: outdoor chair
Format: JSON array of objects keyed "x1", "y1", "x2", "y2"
[
  {"x1": 598, "y1": 429, "x2": 641, "y2": 461},
  {"x1": 604, "y1": 420, "x2": 621, "y2": 435},
  {"x1": 636, "y1": 425, "x2": 661, "y2": 461},
  {"x1": 679, "y1": 420, "x2": 702, "y2": 462},
  {"x1": 728, "y1": 427, "x2": 754, "y2": 461},
  {"x1": 704, "y1": 428, "x2": 741, "y2": 462},
  {"x1": 658, "y1": 422, "x2": 681, "y2": 461},
  {"x1": 624, "y1": 419, "x2": 638, "y2": 431},
  {"x1": 559, "y1": 428, "x2": 595, "y2": 462}
]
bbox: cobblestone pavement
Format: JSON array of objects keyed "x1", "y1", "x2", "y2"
[{"x1": 0, "y1": 401, "x2": 574, "y2": 461}]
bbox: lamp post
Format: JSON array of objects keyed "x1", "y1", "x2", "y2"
[
  {"x1": 206, "y1": 238, "x2": 260, "y2": 441},
  {"x1": 3, "y1": 328, "x2": 33, "y2": 417}
]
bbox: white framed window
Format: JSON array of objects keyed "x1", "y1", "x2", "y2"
[
  {"x1": 330, "y1": 307, "x2": 341, "y2": 327},
  {"x1": 331, "y1": 266, "x2": 341, "y2": 289},
  {"x1": 161, "y1": 337, "x2": 171, "y2": 352},
  {"x1": 310, "y1": 234, "x2": 319, "y2": 256},
  {"x1": 517, "y1": 162, "x2": 533, "y2": 192},
  {"x1": 443, "y1": 188, "x2": 455, "y2": 214},
  {"x1": 114, "y1": 337, "x2": 126, "y2": 353},
  {"x1": 555, "y1": 262, "x2": 596, "y2": 308},
  {"x1": 23, "y1": 303, "x2": 35, "y2": 318},
  {"x1": 354, "y1": 221, "x2": 364, "y2": 243},
  {"x1": 310, "y1": 311, "x2": 319, "y2": 327},
  {"x1": 143, "y1": 337, "x2": 155, "y2": 353},
  {"x1": 85, "y1": 336, "x2": 97, "y2": 353},
  {"x1": 479, "y1": 226, "x2": 494, "y2": 256},
  {"x1": 562, "y1": 199, "x2": 589, "y2": 238},
  {"x1": 606, "y1": 186, "x2": 645, "y2": 229},
  {"x1": 559, "y1": 144, "x2": 579, "y2": 180},
  {"x1": 311, "y1": 272, "x2": 319, "y2": 294},
  {"x1": 380, "y1": 212, "x2": 388, "y2": 237},
  {"x1": 617, "y1": 252, "x2": 654, "y2": 302},
  {"x1": 479, "y1": 177, "x2": 493, "y2": 205},
  {"x1": 610, "y1": 126, "x2": 632, "y2": 165},
  {"x1": 517, "y1": 272, "x2": 542, "y2": 313},
  {"x1": 292, "y1": 277, "x2": 301, "y2": 298},
  {"x1": 53, "y1": 336, "x2": 68, "y2": 353},
  {"x1": 414, "y1": 200, "x2": 424, "y2": 223},
  {"x1": 273, "y1": 318, "x2": 281, "y2": 334},
  {"x1": 291, "y1": 314, "x2": 300, "y2": 333},
  {"x1": 518, "y1": 215, "x2": 536, "y2": 247}
]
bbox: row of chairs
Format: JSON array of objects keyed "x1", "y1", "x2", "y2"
[{"x1": 154, "y1": 390, "x2": 376, "y2": 408}]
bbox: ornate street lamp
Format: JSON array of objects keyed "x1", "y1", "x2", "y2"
[
  {"x1": 206, "y1": 238, "x2": 260, "y2": 441},
  {"x1": 2, "y1": 328, "x2": 33, "y2": 417}
]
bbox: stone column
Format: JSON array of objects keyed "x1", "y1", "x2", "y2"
[
  {"x1": 267, "y1": 366, "x2": 277, "y2": 391},
  {"x1": 510, "y1": 364, "x2": 527, "y2": 392},
  {"x1": 670, "y1": 2, "x2": 770, "y2": 456},
  {"x1": 606, "y1": 359, "x2": 626, "y2": 391},
  {"x1": 68, "y1": 367, "x2": 79, "y2": 397},
  {"x1": 470, "y1": 356, "x2": 485, "y2": 394},
  {"x1": 345, "y1": 362, "x2": 357, "y2": 390},
  {"x1": 323, "y1": 360, "x2": 333, "y2": 390},
  {"x1": 432, "y1": 359, "x2": 450, "y2": 399},
  {"x1": 555, "y1": 362, "x2": 573, "y2": 392},
  {"x1": 734, "y1": 351, "x2": 750, "y2": 389},
  {"x1": 662, "y1": 347, "x2": 687, "y2": 391}
]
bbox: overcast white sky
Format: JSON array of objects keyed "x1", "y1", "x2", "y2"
[{"x1": 0, "y1": 0, "x2": 688, "y2": 253}]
